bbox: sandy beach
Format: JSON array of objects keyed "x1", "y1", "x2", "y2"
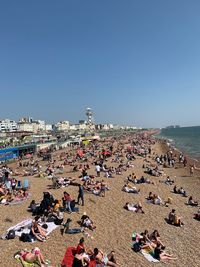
[{"x1": 0, "y1": 133, "x2": 200, "y2": 267}]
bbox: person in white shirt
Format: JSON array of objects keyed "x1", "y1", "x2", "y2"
[{"x1": 95, "y1": 164, "x2": 101, "y2": 177}]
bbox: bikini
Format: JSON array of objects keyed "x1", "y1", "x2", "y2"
[{"x1": 21, "y1": 251, "x2": 29, "y2": 261}]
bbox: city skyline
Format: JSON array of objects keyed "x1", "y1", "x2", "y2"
[{"x1": 1, "y1": 1, "x2": 200, "y2": 128}]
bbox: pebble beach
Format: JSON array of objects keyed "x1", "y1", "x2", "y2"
[{"x1": 0, "y1": 133, "x2": 200, "y2": 267}]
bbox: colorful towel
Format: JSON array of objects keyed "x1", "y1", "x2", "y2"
[
  {"x1": 0, "y1": 193, "x2": 31, "y2": 205},
  {"x1": 15, "y1": 253, "x2": 34, "y2": 266},
  {"x1": 141, "y1": 249, "x2": 159, "y2": 263},
  {"x1": 61, "y1": 246, "x2": 96, "y2": 267},
  {"x1": 5, "y1": 218, "x2": 58, "y2": 241},
  {"x1": 15, "y1": 252, "x2": 52, "y2": 266},
  {"x1": 61, "y1": 246, "x2": 76, "y2": 267}
]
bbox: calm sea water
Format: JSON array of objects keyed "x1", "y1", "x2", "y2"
[{"x1": 158, "y1": 126, "x2": 200, "y2": 159}]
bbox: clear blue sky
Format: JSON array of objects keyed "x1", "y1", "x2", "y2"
[{"x1": 0, "y1": 1, "x2": 200, "y2": 128}]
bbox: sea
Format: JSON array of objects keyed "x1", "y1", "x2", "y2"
[{"x1": 156, "y1": 126, "x2": 200, "y2": 160}]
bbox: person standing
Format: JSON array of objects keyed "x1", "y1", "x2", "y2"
[
  {"x1": 63, "y1": 192, "x2": 72, "y2": 213},
  {"x1": 183, "y1": 156, "x2": 187, "y2": 167},
  {"x1": 95, "y1": 164, "x2": 101, "y2": 177},
  {"x1": 77, "y1": 184, "x2": 84, "y2": 206}
]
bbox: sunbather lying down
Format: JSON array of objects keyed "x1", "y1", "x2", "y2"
[
  {"x1": 93, "y1": 248, "x2": 119, "y2": 267},
  {"x1": 122, "y1": 182, "x2": 140, "y2": 193},
  {"x1": 124, "y1": 202, "x2": 145, "y2": 213},
  {"x1": 15, "y1": 247, "x2": 50, "y2": 267},
  {"x1": 62, "y1": 218, "x2": 84, "y2": 235}
]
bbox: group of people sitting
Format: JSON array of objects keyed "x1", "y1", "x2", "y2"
[
  {"x1": 146, "y1": 192, "x2": 169, "y2": 206},
  {"x1": 83, "y1": 178, "x2": 108, "y2": 197},
  {"x1": 0, "y1": 179, "x2": 29, "y2": 204},
  {"x1": 132, "y1": 229, "x2": 177, "y2": 261},
  {"x1": 51, "y1": 176, "x2": 75, "y2": 189},
  {"x1": 62, "y1": 237, "x2": 119, "y2": 267},
  {"x1": 127, "y1": 174, "x2": 154, "y2": 185},
  {"x1": 173, "y1": 186, "x2": 187, "y2": 197},
  {"x1": 144, "y1": 166, "x2": 164, "y2": 177}
]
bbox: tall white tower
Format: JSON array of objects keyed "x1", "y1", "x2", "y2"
[{"x1": 86, "y1": 107, "x2": 94, "y2": 132}]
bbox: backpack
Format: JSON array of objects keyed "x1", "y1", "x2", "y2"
[
  {"x1": 6, "y1": 230, "x2": 15, "y2": 240},
  {"x1": 20, "y1": 233, "x2": 32, "y2": 242},
  {"x1": 132, "y1": 242, "x2": 141, "y2": 252}
]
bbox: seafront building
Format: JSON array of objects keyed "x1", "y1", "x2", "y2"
[
  {"x1": 0, "y1": 119, "x2": 18, "y2": 132},
  {"x1": 18, "y1": 117, "x2": 47, "y2": 133},
  {"x1": 0, "y1": 117, "x2": 138, "y2": 134},
  {"x1": 53, "y1": 121, "x2": 70, "y2": 132}
]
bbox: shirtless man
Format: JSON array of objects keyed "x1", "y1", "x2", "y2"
[{"x1": 93, "y1": 248, "x2": 118, "y2": 266}]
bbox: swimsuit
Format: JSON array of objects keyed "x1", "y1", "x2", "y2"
[{"x1": 21, "y1": 252, "x2": 29, "y2": 261}]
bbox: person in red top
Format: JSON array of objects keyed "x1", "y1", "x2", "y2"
[
  {"x1": 76, "y1": 237, "x2": 85, "y2": 254},
  {"x1": 63, "y1": 191, "x2": 72, "y2": 213}
]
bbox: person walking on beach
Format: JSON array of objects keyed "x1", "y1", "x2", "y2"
[
  {"x1": 95, "y1": 164, "x2": 101, "y2": 177},
  {"x1": 190, "y1": 165, "x2": 194, "y2": 176},
  {"x1": 183, "y1": 157, "x2": 187, "y2": 167},
  {"x1": 77, "y1": 184, "x2": 84, "y2": 206}
]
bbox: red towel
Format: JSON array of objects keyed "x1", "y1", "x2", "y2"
[
  {"x1": 61, "y1": 247, "x2": 76, "y2": 267},
  {"x1": 61, "y1": 247, "x2": 97, "y2": 267}
]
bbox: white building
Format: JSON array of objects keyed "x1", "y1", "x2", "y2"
[
  {"x1": 18, "y1": 117, "x2": 50, "y2": 133},
  {"x1": 45, "y1": 124, "x2": 53, "y2": 131},
  {"x1": 0, "y1": 119, "x2": 18, "y2": 132},
  {"x1": 55, "y1": 121, "x2": 70, "y2": 131},
  {"x1": 112, "y1": 124, "x2": 121, "y2": 130},
  {"x1": 18, "y1": 123, "x2": 35, "y2": 132},
  {"x1": 69, "y1": 124, "x2": 77, "y2": 131},
  {"x1": 95, "y1": 123, "x2": 114, "y2": 131},
  {"x1": 35, "y1": 120, "x2": 46, "y2": 131}
]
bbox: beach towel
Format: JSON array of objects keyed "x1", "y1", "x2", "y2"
[
  {"x1": 15, "y1": 253, "x2": 34, "y2": 266},
  {"x1": 3, "y1": 218, "x2": 58, "y2": 241},
  {"x1": 61, "y1": 247, "x2": 96, "y2": 267},
  {"x1": 141, "y1": 249, "x2": 159, "y2": 263},
  {"x1": 132, "y1": 232, "x2": 159, "y2": 263},
  {"x1": 61, "y1": 246, "x2": 76, "y2": 267},
  {"x1": 15, "y1": 251, "x2": 52, "y2": 266},
  {"x1": 0, "y1": 193, "x2": 31, "y2": 206}
]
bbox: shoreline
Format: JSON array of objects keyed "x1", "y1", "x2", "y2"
[
  {"x1": 154, "y1": 131, "x2": 200, "y2": 164},
  {"x1": 157, "y1": 138, "x2": 200, "y2": 169}
]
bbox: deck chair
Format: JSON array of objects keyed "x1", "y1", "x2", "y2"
[
  {"x1": 23, "y1": 179, "x2": 29, "y2": 189},
  {"x1": 5, "y1": 181, "x2": 12, "y2": 190},
  {"x1": 16, "y1": 180, "x2": 22, "y2": 189}
]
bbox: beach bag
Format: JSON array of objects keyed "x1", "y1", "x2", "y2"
[
  {"x1": 132, "y1": 242, "x2": 141, "y2": 252},
  {"x1": 20, "y1": 233, "x2": 32, "y2": 242},
  {"x1": 54, "y1": 217, "x2": 63, "y2": 225},
  {"x1": 6, "y1": 230, "x2": 15, "y2": 240}
]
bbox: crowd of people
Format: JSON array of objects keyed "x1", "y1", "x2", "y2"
[{"x1": 0, "y1": 131, "x2": 199, "y2": 266}]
